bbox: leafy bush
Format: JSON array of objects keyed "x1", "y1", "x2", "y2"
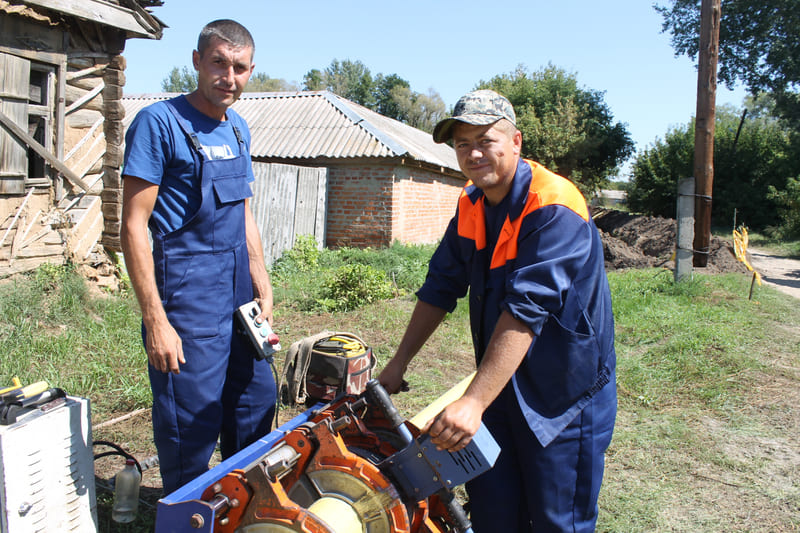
[
  {"x1": 272, "y1": 235, "x2": 321, "y2": 276},
  {"x1": 628, "y1": 104, "x2": 800, "y2": 231},
  {"x1": 271, "y1": 240, "x2": 434, "y2": 312},
  {"x1": 767, "y1": 175, "x2": 800, "y2": 239},
  {"x1": 317, "y1": 263, "x2": 395, "y2": 312}
]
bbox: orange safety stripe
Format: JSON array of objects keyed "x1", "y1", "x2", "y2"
[
  {"x1": 457, "y1": 160, "x2": 589, "y2": 270},
  {"x1": 457, "y1": 186, "x2": 487, "y2": 250}
]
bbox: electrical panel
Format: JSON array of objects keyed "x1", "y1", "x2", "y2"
[{"x1": 0, "y1": 396, "x2": 97, "y2": 532}]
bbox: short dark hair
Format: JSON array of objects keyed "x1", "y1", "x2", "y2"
[{"x1": 197, "y1": 19, "x2": 255, "y2": 58}]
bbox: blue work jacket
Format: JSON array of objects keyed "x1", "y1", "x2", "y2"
[{"x1": 417, "y1": 159, "x2": 616, "y2": 446}]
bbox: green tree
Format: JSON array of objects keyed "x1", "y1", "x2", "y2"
[
  {"x1": 390, "y1": 86, "x2": 446, "y2": 133},
  {"x1": 302, "y1": 60, "x2": 445, "y2": 132},
  {"x1": 656, "y1": 0, "x2": 800, "y2": 95},
  {"x1": 767, "y1": 176, "x2": 800, "y2": 239},
  {"x1": 372, "y1": 73, "x2": 410, "y2": 120},
  {"x1": 628, "y1": 104, "x2": 800, "y2": 231},
  {"x1": 247, "y1": 73, "x2": 299, "y2": 92},
  {"x1": 477, "y1": 65, "x2": 634, "y2": 195},
  {"x1": 161, "y1": 66, "x2": 197, "y2": 92},
  {"x1": 161, "y1": 67, "x2": 296, "y2": 93},
  {"x1": 656, "y1": 0, "x2": 800, "y2": 124},
  {"x1": 303, "y1": 69, "x2": 325, "y2": 91},
  {"x1": 305, "y1": 59, "x2": 375, "y2": 107},
  {"x1": 627, "y1": 126, "x2": 694, "y2": 219}
]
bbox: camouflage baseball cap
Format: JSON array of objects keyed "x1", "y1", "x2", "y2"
[{"x1": 432, "y1": 89, "x2": 516, "y2": 143}]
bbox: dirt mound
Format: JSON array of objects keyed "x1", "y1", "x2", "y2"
[{"x1": 593, "y1": 209, "x2": 749, "y2": 274}]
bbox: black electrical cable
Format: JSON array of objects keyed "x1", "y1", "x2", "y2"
[{"x1": 93, "y1": 440, "x2": 142, "y2": 475}]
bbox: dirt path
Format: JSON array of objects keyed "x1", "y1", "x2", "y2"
[{"x1": 748, "y1": 247, "x2": 800, "y2": 300}]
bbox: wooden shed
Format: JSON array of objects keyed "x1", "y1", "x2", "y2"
[
  {"x1": 0, "y1": 0, "x2": 164, "y2": 279},
  {"x1": 122, "y1": 91, "x2": 467, "y2": 263}
]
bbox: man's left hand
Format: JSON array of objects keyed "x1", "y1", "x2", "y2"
[
  {"x1": 253, "y1": 296, "x2": 273, "y2": 326},
  {"x1": 423, "y1": 395, "x2": 484, "y2": 452}
]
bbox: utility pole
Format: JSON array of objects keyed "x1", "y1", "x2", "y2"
[{"x1": 693, "y1": 0, "x2": 721, "y2": 267}]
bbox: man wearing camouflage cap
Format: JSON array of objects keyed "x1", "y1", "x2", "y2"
[{"x1": 380, "y1": 89, "x2": 617, "y2": 532}]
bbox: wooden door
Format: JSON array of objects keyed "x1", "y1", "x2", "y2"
[{"x1": 0, "y1": 52, "x2": 30, "y2": 194}]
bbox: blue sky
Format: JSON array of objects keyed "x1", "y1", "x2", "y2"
[{"x1": 123, "y1": 1, "x2": 747, "y2": 175}]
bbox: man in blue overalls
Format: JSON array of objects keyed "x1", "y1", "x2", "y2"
[
  {"x1": 121, "y1": 20, "x2": 275, "y2": 495},
  {"x1": 379, "y1": 90, "x2": 617, "y2": 532}
]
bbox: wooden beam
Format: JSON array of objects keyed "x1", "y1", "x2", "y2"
[
  {"x1": 56, "y1": 59, "x2": 67, "y2": 202},
  {"x1": 692, "y1": 0, "x2": 721, "y2": 268},
  {"x1": 22, "y1": 0, "x2": 160, "y2": 38},
  {"x1": 0, "y1": 45, "x2": 65, "y2": 66},
  {"x1": 0, "y1": 109, "x2": 90, "y2": 191},
  {"x1": 65, "y1": 81, "x2": 104, "y2": 115},
  {"x1": 66, "y1": 64, "x2": 106, "y2": 81}
]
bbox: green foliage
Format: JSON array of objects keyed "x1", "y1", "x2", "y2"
[
  {"x1": 161, "y1": 66, "x2": 197, "y2": 92},
  {"x1": 272, "y1": 235, "x2": 321, "y2": 275},
  {"x1": 247, "y1": 73, "x2": 300, "y2": 92},
  {"x1": 627, "y1": 124, "x2": 694, "y2": 218},
  {"x1": 476, "y1": 64, "x2": 635, "y2": 195},
  {"x1": 390, "y1": 86, "x2": 447, "y2": 133},
  {"x1": 317, "y1": 263, "x2": 395, "y2": 312},
  {"x1": 161, "y1": 66, "x2": 296, "y2": 94},
  {"x1": 0, "y1": 265, "x2": 148, "y2": 417},
  {"x1": 302, "y1": 59, "x2": 446, "y2": 132},
  {"x1": 767, "y1": 175, "x2": 800, "y2": 239},
  {"x1": 656, "y1": 0, "x2": 800, "y2": 95},
  {"x1": 628, "y1": 103, "x2": 800, "y2": 230},
  {"x1": 609, "y1": 269, "x2": 787, "y2": 406},
  {"x1": 373, "y1": 73, "x2": 410, "y2": 120},
  {"x1": 656, "y1": 0, "x2": 800, "y2": 133},
  {"x1": 306, "y1": 59, "x2": 375, "y2": 106},
  {"x1": 271, "y1": 241, "x2": 435, "y2": 313}
]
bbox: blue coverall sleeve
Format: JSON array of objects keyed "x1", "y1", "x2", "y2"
[
  {"x1": 416, "y1": 215, "x2": 470, "y2": 313},
  {"x1": 502, "y1": 205, "x2": 594, "y2": 336},
  {"x1": 123, "y1": 104, "x2": 173, "y2": 186}
]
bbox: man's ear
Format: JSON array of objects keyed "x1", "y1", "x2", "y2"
[
  {"x1": 513, "y1": 129, "x2": 523, "y2": 155},
  {"x1": 192, "y1": 49, "x2": 200, "y2": 71}
]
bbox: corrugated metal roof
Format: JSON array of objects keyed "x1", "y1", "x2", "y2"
[{"x1": 121, "y1": 91, "x2": 460, "y2": 172}]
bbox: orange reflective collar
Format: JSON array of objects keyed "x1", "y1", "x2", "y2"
[{"x1": 457, "y1": 159, "x2": 589, "y2": 269}]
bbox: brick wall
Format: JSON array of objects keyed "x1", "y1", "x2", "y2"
[
  {"x1": 325, "y1": 161, "x2": 464, "y2": 248},
  {"x1": 392, "y1": 166, "x2": 464, "y2": 244}
]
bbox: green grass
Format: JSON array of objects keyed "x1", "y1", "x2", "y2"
[
  {"x1": 0, "y1": 264, "x2": 149, "y2": 417},
  {"x1": 747, "y1": 230, "x2": 800, "y2": 258},
  {"x1": 1, "y1": 248, "x2": 799, "y2": 532}
]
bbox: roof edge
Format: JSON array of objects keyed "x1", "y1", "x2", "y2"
[
  {"x1": 321, "y1": 91, "x2": 409, "y2": 158},
  {"x1": 22, "y1": 0, "x2": 164, "y2": 38}
]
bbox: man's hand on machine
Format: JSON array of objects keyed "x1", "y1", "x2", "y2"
[
  {"x1": 422, "y1": 395, "x2": 483, "y2": 452},
  {"x1": 377, "y1": 358, "x2": 410, "y2": 393}
]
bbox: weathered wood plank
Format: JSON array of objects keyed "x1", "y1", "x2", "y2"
[
  {"x1": 67, "y1": 109, "x2": 104, "y2": 129},
  {"x1": 23, "y1": 0, "x2": 157, "y2": 37},
  {"x1": 1, "y1": 256, "x2": 66, "y2": 278},
  {"x1": 65, "y1": 82, "x2": 104, "y2": 114},
  {"x1": 0, "y1": 52, "x2": 30, "y2": 194},
  {"x1": 0, "y1": 109, "x2": 91, "y2": 191},
  {"x1": 314, "y1": 168, "x2": 328, "y2": 246},
  {"x1": 67, "y1": 64, "x2": 106, "y2": 82}
]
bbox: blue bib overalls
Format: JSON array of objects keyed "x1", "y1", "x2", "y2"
[{"x1": 146, "y1": 100, "x2": 276, "y2": 494}]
